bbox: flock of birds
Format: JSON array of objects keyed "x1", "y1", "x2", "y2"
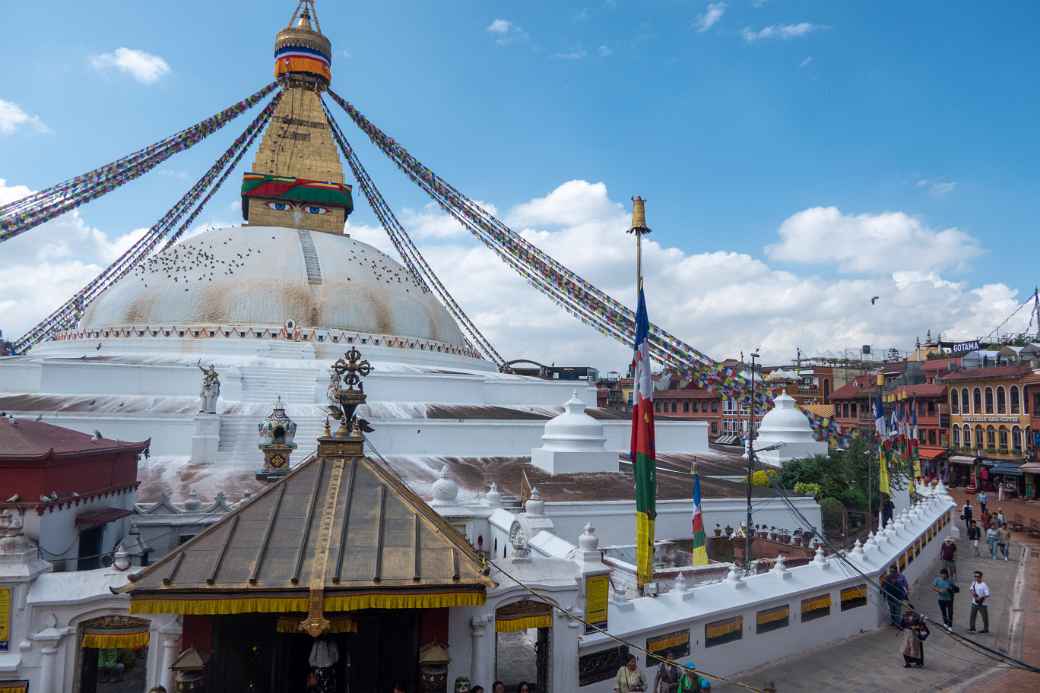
[{"x1": 134, "y1": 235, "x2": 265, "y2": 289}]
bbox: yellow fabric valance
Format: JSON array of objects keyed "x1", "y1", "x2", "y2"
[
  {"x1": 81, "y1": 630, "x2": 150, "y2": 650},
  {"x1": 130, "y1": 590, "x2": 484, "y2": 616},
  {"x1": 276, "y1": 614, "x2": 357, "y2": 634},
  {"x1": 496, "y1": 614, "x2": 552, "y2": 633}
]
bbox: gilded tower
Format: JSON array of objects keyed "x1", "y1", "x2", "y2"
[{"x1": 241, "y1": 1, "x2": 354, "y2": 234}]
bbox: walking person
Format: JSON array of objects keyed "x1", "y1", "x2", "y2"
[
  {"x1": 882, "y1": 496, "x2": 895, "y2": 528},
  {"x1": 900, "y1": 610, "x2": 930, "y2": 667},
  {"x1": 995, "y1": 508, "x2": 1006, "y2": 527},
  {"x1": 969, "y1": 570, "x2": 990, "y2": 634},
  {"x1": 932, "y1": 568, "x2": 958, "y2": 628},
  {"x1": 654, "y1": 661, "x2": 681, "y2": 693},
  {"x1": 961, "y1": 500, "x2": 974, "y2": 535},
  {"x1": 881, "y1": 565, "x2": 909, "y2": 626},
  {"x1": 939, "y1": 537, "x2": 957, "y2": 581},
  {"x1": 986, "y1": 523, "x2": 999, "y2": 560},
  {"x1": 997, "y1": 523, "x2": 1011, "y2": 561},
  {"x1": 968, "y1": 521, "x2": 981, "y2": 557},
  {"x1": 615, "y1": 654, "x2": 647, "y2": 692},
  {"x1": 977, "y1": 490, "x2": 988, "y2": 514}
]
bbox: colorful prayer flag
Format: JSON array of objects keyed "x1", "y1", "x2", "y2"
[
  {"x1": 630, "y1": 286, "x2": 656, "y2": 589},
  {"x1": 878, "y1": 445, "x2": 891, "y2": 497},
  {"x1": 691, "y1": 468, "x2": 709, "y2": 566}
]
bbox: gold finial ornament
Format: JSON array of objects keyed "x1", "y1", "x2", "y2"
[
  {"x1": 324, "y1": 348, "x2": 373, "y2": 440},
  {"x1": 629, "y1": 195, "x2": 651, "y2": 236}
]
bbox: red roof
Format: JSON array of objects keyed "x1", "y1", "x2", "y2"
[
  {"x1": 831, "y1": 375, "x2": 878, "y2": 400},
  {"x1": 893, "y1": 383, "x2": 947, "y2": 398},
  {"x1": 0, "y1": 417, "x2": 149, "y2": 461},
  {"x1": 923, "y1": 357, "x2": 961, "y2": 372},
  {"x1": 919, "y1": 447, "x2": 947, "y2": 460},
  {"x1": 941, "y1": 364, "x2": 1033, "y2": 383}
]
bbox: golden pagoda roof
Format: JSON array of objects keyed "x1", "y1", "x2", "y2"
[{"x1": 123, "y1": 438, "x2": 491, "y2": 618}]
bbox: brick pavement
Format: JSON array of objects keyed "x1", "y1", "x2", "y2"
[{"x1": 713, "y1": 523, "x2": 1029, "y2": 693}]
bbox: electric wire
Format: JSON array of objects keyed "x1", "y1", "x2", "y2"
[{"x1": 767, "y1": 479, "x2": 1040, "y2": 675}]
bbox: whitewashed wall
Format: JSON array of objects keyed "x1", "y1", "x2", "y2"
[{"x1": 577, "y1": 487, "x2": 955, "y2": 689}]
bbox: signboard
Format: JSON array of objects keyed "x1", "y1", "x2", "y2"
[
  {"x1": 584, "y1": 574, "x2": 609, "y2": 634},
  {"x1": 840, "y1": 584, "x2": 868, "y2": 611},
  {"x1": 943, "y1": 340, "x2": 981, "y2": 354},
  {"x1": 0, "y1": 587, "x2": 10, "y2": 651},
  {"x1": 705, "y1": 615, "x2": 743, "y2": 647},
  {"x1": 755, "y1": 605, "x2": 790, "y2": 634},
  {"x1": 579, "y1": 646, "x2": 629, "y2": 686},
  {"x1": 801, "y1": 593, "x2": 831, "y2": 622},
  {"x1": 645, "y1": 629, "x2": 690, "y2": 666},
  {"x1": 961, "y1": 415, "x2": 1020, "y2": 423}
]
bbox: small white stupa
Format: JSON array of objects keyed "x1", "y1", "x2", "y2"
[
  {"x1": 754, "y1": 391, "x2": 827, "y2": 467},
  {"x1": 531, "y1": 391, "x2": 619, "y2": 475}
]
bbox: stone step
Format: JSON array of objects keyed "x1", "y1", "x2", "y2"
[{"x1": 297, "y1": 230, "x2": 323, "y2": 285}]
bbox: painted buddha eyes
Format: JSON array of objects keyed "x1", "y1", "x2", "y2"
[{"x1": 263, "y1": 202, "x2": 327, "y2": 215}]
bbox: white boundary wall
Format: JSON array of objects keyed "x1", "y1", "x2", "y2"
[{"x1": 577, "y1": 486, "x2": 956, "y2": 690}]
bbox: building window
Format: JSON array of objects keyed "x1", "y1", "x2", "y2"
[
  {"x1": 953, "y1": 427, "x2": 960, "y2": 447},
  {"x1": 997, "y1": 387, "x2": 1006, "y2": 414},
  {"x1": 918, "y1": 401, "x2": 926, "y2": 417},
  {"x1": 928, "y1": 429, "x2": 937, "y2": 445},
  {"x1": 950, "y1": 392, "x2": 959, "y2": 414},
  {"x1": 985, "y1": 388, "x2": 994, "y2": 414},
  {"x1": 928, "y1": 401, "x2": 936, "y2": 416},
  {"x1": 1011, "y1": 386, "x2": 1020, "y2": 414},
  {"x1": 671, "y1": 402, "x2": 678, "y2": 413},
  {"x1": 919, "y1": 429, "x2": 926, "y2": 443},
  {"x1": 999, "y1": 427, "x2": 1008, "y2": 450},
  {"x1": 1013, "y1": 426, "x2": 1022, "y2": 451},
  {"x1": 974, "y1": 388, "x2": 982, "y2": 414},
  {"x1": 711, "y1": 400, "x2": 718, "y2": 412},
  {"x1": 683, "y1": 401, "x2": 691, "y2": 413},
  {"x1": 986, "y1": 426, "x2": 996, "y2": 449},
  {"x1": 851, "y1": 403, "x2": 858, "y2": 418},
  {"x1": 711, "y1": 422, "x2": 718, "y2": 434},
  {"x1": 961, "y1": 388, "x2": 969, "y2": 413},
  {"x1": 964, "y1": 425, "x2": 972, "y2": 448},
  {"x1": 975, "y1": 425, "x2": 984, "y2": 449}
]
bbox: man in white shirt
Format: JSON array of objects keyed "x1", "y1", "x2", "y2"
[{"x1": 969, "y1": 570, "x2": 990, "y2": 633}]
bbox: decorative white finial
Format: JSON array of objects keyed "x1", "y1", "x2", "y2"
[
  {"x1": 525, "y1": 487, "x2": 545, "y2": 516},
  {"x1": 726, "y1": 566, "x2": 746, "y2": 588},
  {"x1": 113, "y1": 545, "x2": 131, "y2": 571},
  {"x1": 485, "y1": 482, "x2": 502, "y2": 508},
  {"x1": 851, "y1": 539, "x2": 864, "y2": 558},
  {"x1": 673, "y1": 571, "x2": 687, "y2": 593},
  {"x1": 579, "y1": 522, "x2": 599, "y2": 552},
  {"x1": 812, "y1": 545, "x2": 828, "y2": 567},
  {"x1": 772, "y1": 553, "x2": 790, "y2": 579},
  {"x1": 431, "y1": 466, "x2": 459, "y2": 506}
]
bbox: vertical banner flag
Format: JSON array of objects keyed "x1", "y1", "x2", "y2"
[
  {"x1": 691, "y1": 466, "x2": 709, "y2": 566},
  {"x1": 873, "y1": 396, "x2": 886, "y2": 437},
  {"x1": 631, "y1": 286, "x2": 657, "y2": 589},
  {"x1": 879, "y1": 443, "x2": 892, "y2": 497}
]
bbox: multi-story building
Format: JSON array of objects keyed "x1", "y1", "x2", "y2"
[
  {"x1": 887, "y1": 383, "x2": 949, "y2": 469},
  {"x1": 831, "y1": 374, "x2": 879, "y2": 437},
  {"x1": 653, "y1": 383, "x2": 722, "y2": 438},
  {"x1": 943, "y1": 364, "x2": 1034, "y2": 487}
]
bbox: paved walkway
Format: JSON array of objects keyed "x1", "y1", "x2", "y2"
[{"x1": 715, "y1": 525, "x2": 1029, "y2": 692}]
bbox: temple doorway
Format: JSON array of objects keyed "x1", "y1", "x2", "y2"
[
  {"x1": 75, "y1": 616, "x2": 150, "y2": 693},
  {"x1": 495, "y1": 601, "x2": 552, "y2": 692}
]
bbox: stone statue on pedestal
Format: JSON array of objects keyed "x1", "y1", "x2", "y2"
[{"x1": 197, "y1": 363, "x2": 221, "y2": 414}]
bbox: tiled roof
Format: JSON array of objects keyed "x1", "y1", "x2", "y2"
[
  {"x1": 941, "y1": 364, "x2": 1033, "y2": 382},
  {"x1": 0, "y1": 416, "x2": 149, "y2": 461},
  {"x1": 892, "y1": 383, "x2": 947, "y2": 398}
]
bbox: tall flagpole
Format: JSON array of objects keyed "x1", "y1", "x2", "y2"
[{"x1": 628, "y1": 196, "x2": 654, "y2": 593}]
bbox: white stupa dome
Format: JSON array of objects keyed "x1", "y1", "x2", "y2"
[
  {"x1": 757, "y1": 392, "x2": 815, "y2": 444},
  {"x1": 80, "y1": 226, "x2": 467, "y2": 347},
  {"x1": 539, "y1": 390, "x2": 607, "y2": 452}
]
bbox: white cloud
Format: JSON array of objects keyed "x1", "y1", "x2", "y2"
[
  {"x1": 89, "y1": 48, "x2": 171, "y2": 84},
  {"x1": 3, "y1": 178, "x2": 1021, "y2": 369},
  {"x1": 487, "y1": 19, "x2": 512, "y2": 34},
  {"x1": 695, "y1": 2, "x2": 727, "y2": 33},
  {"x1": 553, "y1": 48, "x2": 588, "y2": 60},
  {"x1": 765, "y1": 206, "x2": 982, "y2": 274},
  {"x1": 916, "y1": 178, "x2": 957, "y2": 197},
  {"x1": 598, "y1": 45, "x2": 613, "y2": 57},
  {"x1": 0, "y1": 99, "x2": 50, "y2": 135},
  {"x1": 486, "y1": 18, "x2": 530, "y2": 47},
  {"x1": 799, "y1": 56, "x2": 814, "y2": 68},
  {"x1": 742, "y1": 23, "x2": 826, "y2": 42},
  {"x1": 352, "y1": 181, "x2": 1020, "y2": 368}
]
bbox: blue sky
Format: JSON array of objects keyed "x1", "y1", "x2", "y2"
[{"x1": 2, "y1": 1, "x2": 1038, "y2": 367}]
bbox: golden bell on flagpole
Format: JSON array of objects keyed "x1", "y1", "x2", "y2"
[{"x1": 629, "y1": 196, "x2": 651, "y2": 235}]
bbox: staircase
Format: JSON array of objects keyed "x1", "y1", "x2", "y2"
[
  {"x1": 215, "y1": 413, "x2": 327, "y2": 464},
  {"x1": 238, "y1": 366, "x2": 319, "y2": 404},
  {"x1": 297, "y1": 230, "x2": 323, "y2": 285}
]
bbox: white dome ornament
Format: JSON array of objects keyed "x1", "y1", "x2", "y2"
[
  {"x1": 531, "y1": 391, "x2": 617, "y2": 475},
  {"x1": 753, "y1": 392, "x2": 827, "y2": 467},
  {"x1": 431, "y1": 466, "x2": 459, "y2": 506}
]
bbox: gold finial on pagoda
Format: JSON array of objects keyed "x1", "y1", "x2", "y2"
[{"x1": 628, "y1": 196, "x2": 651, "y2": 236}]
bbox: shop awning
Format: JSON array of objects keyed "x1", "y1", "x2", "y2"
[
  {"x1": 1019, "y1": 463, "x2": 1040, "y2": 474},
  {"x1": 75, "y1": 507, "x2": 133, "y2": 529},
  {"x1": 80, "y1": 616, "x2": 151, "y2": 650},
  {"x1": 949, "y1": 455, "x2": 976, "y2": 465},
  {"x1": 989, "y1": 462, "x2": 1024, "y2": 477},
  {"x1": 495, "y1": 599, "x2": 553, "y2": 633},
  {"x1": 919, "y1": 447, "x2": 947, "y2": 460}
]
